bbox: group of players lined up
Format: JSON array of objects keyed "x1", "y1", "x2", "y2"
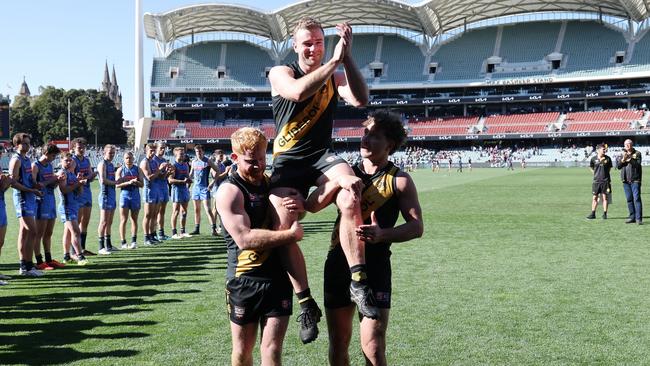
[{"x1": 0, "y1": 136, "x2": 230, "y2": 283}]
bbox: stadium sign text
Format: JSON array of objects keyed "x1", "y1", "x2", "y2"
[
  {"x1": 576, "y1": 132, "x2": 591, "y2": 137},
  {"x1": 370, "y1": 101, "x2": 383, "y2": 105},
  {"x1": 635, "y1": 130, "x2": 650, "y2": 135},
  {"x1": 485, "y1": 77, "x2": 554, "y2": 86},
  {"x1": 605, "y1": 131, "x2": 621, "y2": 136},
  {"x1": 475, "y1": 98, "x2": 487, "y2": 102},
  {"x1": 465, "y1": 135, "x2": 479, "y2": 140},
  {"x1": 448, "y1": 98, "x2": 461, "y2": 103},
  {"x1": 556, "y1": 94, "x2": 570, "y2": 99},
  {"x1": 438, "y1": 136, "x2": 452, "y2": 140},
  {"x1": 586, "y1": 93, "x2": 599, "y2": 98},
  {"x1": 528, "y1": 95, "x2": 542, "y2": 100},
  {"x1": 191, "y1": 103, "x2": 203, "y2": 108},
  {"x1": 180, "y1": 139, "x2": 194, "y2": 143},
  {"x1": 547, "y1": 133, "x2": 562, "y2": 137},
  {"x1": 334, "y1": 138, "x2": 348, "y2": 142},
  {"x1": 411, "y1": 136, "x2": 426, "y2": 141},
  {"x1": 165, "y1": 103, "x2": 177, "y2": 108},
  {"x1": 502, "y1": 97, "x2": 514, "y2": 102},
  {"x1": 206, "y1": 139, "x2": 220, "y2": 143},
  {"x1": 492, "y1": 134, "x2": 506, "y2": 139},
  {"x1": 396, "y1": 100, "x2": 409, "y2": 105}
]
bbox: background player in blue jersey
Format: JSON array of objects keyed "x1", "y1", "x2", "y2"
[
  {"x1": 189, "y1": 144, "x2": 220, "y2": 236},
  {"x1": 10, "y1": 133, "x2": 45, "y2": 277},
  {"x1": 97, "y1": 145, "x2": 120, "y2": 255},
  {"x1": 71, "y1": 138, "x2": 97, "y2": 256},
  {"x1": 32, "y1": 144, "x2": 65, "y2": 271},
  {"x1": 140, "y1": 143, "x2": 170, "y2": 245},
  {"x1": 0, "y1": 149, "x2": 14, "y2": 285},
  {"x1": 116, "y1": 151, "x2": 143, "y2": 249},
  {"x1": 169, "y1": 147, "x2": 192, "y2": 239},
  {"x1": 210, "y1": 149, "x2": 230, "y2": 236},
  {"x1": 155, "y1": 142, "x2": 173, "y2": 241},
  {"x1": 58, "y1": 152, "x2": 88, "y2": 266}
]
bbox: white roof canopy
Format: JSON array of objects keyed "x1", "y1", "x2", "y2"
[{"x1": 144, "y1": 0, "x2": 650, "y2": 43}]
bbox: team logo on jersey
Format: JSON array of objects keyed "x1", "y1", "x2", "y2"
[{"x1": 248, "y1": 252, "x2": 259, "y2": 262}]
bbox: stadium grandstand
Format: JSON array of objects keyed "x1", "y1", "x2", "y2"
[{"x1": 141, "y1": 0, "x2": 650, "y2": 154}]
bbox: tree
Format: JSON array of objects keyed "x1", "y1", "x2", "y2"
[
  {"x1": 14, "y1": 86, "x2": 126, "y2": 146},
  {"x1": 10, "y1": 95, "x2": 39, "y2": 142}
]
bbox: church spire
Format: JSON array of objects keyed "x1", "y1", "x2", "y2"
[
  {"x1": 102, "y1": 61, "x2": 110, "y2": 93},
  {"x1": 19, "y1": 76, "x2": 31, "y2": 97}
]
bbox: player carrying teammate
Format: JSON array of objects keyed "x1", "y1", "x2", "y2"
[
  {"x1": 216, "y1": 127, "x2": 303, "y2": 366},
  {"x1": 307, "y1": 111, "x2": 423, "y2": 366}
]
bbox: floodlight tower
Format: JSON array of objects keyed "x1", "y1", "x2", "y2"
[{"x1": 134, "y1": 0, "x2": 144, "y2": 148}]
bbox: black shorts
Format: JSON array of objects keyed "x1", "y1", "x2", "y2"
[
  {"x1": 592, "y1": 182, "x2": 611, "y2": 195},
  {"x1": 226, "y1": 275, "x2": 293, "y2": 325},
  {"x1": 323, "y1": 245, "x2": 392, "y2": 309},
  {"x1": 271, "y1": 149, "x2": 347, "y2": 198}
]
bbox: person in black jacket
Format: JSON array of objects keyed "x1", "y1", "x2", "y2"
[{"x1": 617, "y1": 139, "x2": 643, "y2": 224}]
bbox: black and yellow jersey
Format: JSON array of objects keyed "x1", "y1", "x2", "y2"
[
  {"x1": 590, "y1": 154, "x2": 612, "y2": 183},
  {"x1": 331, "y1": 162, "x2": 401, "y2": 252},
  {"x1": 272, "y1": 61, "x2": 338, "y2": 161},
  {"x1": 223, "y1": 172, "x2": 282, "y2": 280}
]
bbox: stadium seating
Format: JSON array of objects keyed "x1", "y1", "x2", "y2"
[
  {"x1": 380, "y1": 35, "x2": 427, "y2": 82},
  {"x1": 563, "y1": 110, "x2": 642, "y2": 131},
  {"x1": 430, "y1": 27, "x2": 497, "y2": 80},
  {"x1": 224, "y1": 42, "x2": 273, "y2": 86},
  {"x1": 560, "y1": 21, "x2": 627, "y2": 74},
  {"x1": 500, "y1": 22, "x2": 560, "y2": 63}
]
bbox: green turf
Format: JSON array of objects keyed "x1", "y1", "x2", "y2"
[{"x1": 2, "y1": 167, "x2": 650, "y2": 365}]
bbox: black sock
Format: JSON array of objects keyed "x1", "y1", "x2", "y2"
[
  {"x1": 592, "y1": 210, "x2": 596, "y2": 215},
  {"x1": 64, "y1": 253, "x2": 71, "y2": 261},
  {"x1": 35, "y1": 254, "x2": 44, "y2": 265},
  {"x1": 106, "y1": 235, "x2": 112, "y2": 249},
  {"x1": 121, "y1": 239, "x2": 127, "y2": 245},
  {"x1": 98, "y1": 236, "x2": 105, "y2": 250},
  {"x1": 296, "y1": 289, "x2": 316, "y2": 310},
  {"x1": 158, "y1": 229, "x2": 164, "y2": 237},
  {"x1": 131, "y1": 235, "x2": 137, "y2": 243},
  {"x1": 45, "y1": 252, "x2": 53, "y2": 263},
  {"x1": 172, "y1": 228, "x2": 178, "y2": 235},
  {"x1": 26, "y1": 261, "x2": 34, "y2": 270},
  {"x1": 212, "y1": 223, "x2": 216, "y2": 231},
  {"x1": 195, "y1": 224, "x2": 200, "y2": 232},
  {"x1": 350, "y1": 264, "x2": 368, "y2": 284},
  {"x1": 81, "y1": 232, "x2": 87, "y2": 250},
  {"x1": 19, "y1": 260, "x2": 28, "y2": 271}
]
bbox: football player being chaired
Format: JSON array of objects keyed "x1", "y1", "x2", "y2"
[
  {"x1": 306, "y1": 111, "x2": 423, "y2": 366},
  {"x1": 587, "y1": 143, "x2": 612, "y2": 220},
  {"x1": 267, "y1": 16, "x2": 371, "y2": 344},
  {"x1": 216, "y1": 127, "x2": 304, "y2": 366}
]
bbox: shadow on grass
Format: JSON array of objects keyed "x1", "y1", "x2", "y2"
[
  {"x1": 0, "y1": 239, "x2": 226, "y2": 364},
  {"x1": 302, "y1": 220, "x2": 335, "y2": 234}
]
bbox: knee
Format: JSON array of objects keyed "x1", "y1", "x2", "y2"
[
  {"x1": 260, "y1": 342, "x2": 282, "y2": 363},
  {"x1": 335, "y1": 188, "x2": 359, "y2": 213}
]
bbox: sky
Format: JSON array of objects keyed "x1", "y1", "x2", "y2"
[{"x1": 2, "y1": 0, "x2": 425, "y2": 123}]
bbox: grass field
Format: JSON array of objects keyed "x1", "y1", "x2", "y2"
[{"x1": 2, "y1": 167, "x2": 650, "y2": 365}]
